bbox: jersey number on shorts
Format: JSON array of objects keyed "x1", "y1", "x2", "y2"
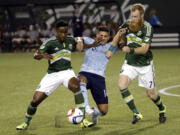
[{"x1": 149, "y1": 81, "x2": 153, "y2": 88}]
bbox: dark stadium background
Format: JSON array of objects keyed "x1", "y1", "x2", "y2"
[{"x1": 0, "y1": 0, "x2": 179, "y2": 52}]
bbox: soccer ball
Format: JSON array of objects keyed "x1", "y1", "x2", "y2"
[{"x1": 67, "y1": 108, "x2": 84, "y2": 124}]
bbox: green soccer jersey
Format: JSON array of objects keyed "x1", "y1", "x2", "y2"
[
  {"x1": 120, "y1": 21, "x2": 153, "y2": 66},
  {"x1": 39, "y1": 36, "x2": 76, "y2": 73}
]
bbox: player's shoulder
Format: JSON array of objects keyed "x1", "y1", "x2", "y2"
[
  {"x1": 66, "y1": 35, "x2": 75, "y2": 40},
  {"x1": 83, "y1": 37, "x2": 94, "y2": 44},
  {"x1": 42, "y1": 36, "x2": 57, "y2": 45},
  {"x1": 143, "y1": 21, "x2": 152, "y2": 29}
]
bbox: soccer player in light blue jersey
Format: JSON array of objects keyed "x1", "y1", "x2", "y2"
[{"x1": 77, "y1": 27, "x2": 118, "y2": 127}]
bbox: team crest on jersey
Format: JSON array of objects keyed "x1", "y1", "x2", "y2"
[
  {"x1": 69, "y1": 44, "x2": 73, "y2": 50},
  {"x1": 137, "y1": 31, "x2": 142, "y2": 36}
]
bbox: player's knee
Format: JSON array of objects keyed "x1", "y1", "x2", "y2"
[
  {"x1": 146, "y1": 90, "x2": 157, "y2": 100},
  {"x1": 100, "y1": 109, "x2": 108, "y2": 116},
  {"x1": 118, "y1": 83, "x2": 127, "y2": 90},
  {"x1": 68, "y1": 77, "x2": 80, "y2": 93},
  {"x1": 31, "y1": 99, "x2": 39, "y2": 107},
  {"x1": 99, "y1": 106, "x2": 108, "y2": 116},
  {"x1": 79, "y1": 75, "x2": 88, "y2": 83},
  {"x1": 31, "y1": 92, "x2": 47, "y2": 107}
]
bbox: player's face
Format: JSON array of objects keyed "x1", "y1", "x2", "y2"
[
  {"x1": 56, "y1": 27, "x2": 68, "y2": 42},
  {"x1": 97, "y1": 31, "x2": 110, "y2": 45},
  {"x1": 129, "y1": 9, "x2": 144, "y2": 32}
]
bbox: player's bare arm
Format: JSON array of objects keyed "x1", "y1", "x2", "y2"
[
  {"x1": 106, "y1": 28, "x2": 127, "y2": 59},
  {"x1": 83, "y1": 37, "x2": 102, "y2": 49},
  {"x1": 75, "y1": 37, "x2": 102, "y2": 51},
  {"x1": 34, "y1": 50, "x2": 53, "y2": 60},
  {"x1": 122, "y1": 43, "x2": 150, "y2": 54}
]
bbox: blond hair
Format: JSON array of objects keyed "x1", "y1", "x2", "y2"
[{"x1": 131, "y1": 3, "x2": 145, "y2": 15}]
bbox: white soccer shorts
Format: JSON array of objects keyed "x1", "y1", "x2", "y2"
[
  {"x1": 120, "y1": 60, "x2": 155, "y2": 89},
  {"x1": 36, "y1": 69, "x2": 76, "y2": 96}
]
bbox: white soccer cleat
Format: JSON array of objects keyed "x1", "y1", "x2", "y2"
[{"x1": 85, "y1": 106, "x2": 94, "y2": 116}]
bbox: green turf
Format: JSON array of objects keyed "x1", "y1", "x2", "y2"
[{"x1": 0, "y1": 49, "x2": 180, "y2": 135}]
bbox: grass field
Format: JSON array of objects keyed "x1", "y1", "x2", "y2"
[{"x1": 0, "y1": 49, "x2": 180, "y2": 135}]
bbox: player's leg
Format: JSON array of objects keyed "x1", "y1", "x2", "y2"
[
  {"x1": 64, "y1": 70, "x2": 93, "y2": 127},
  {"x1": 64, "y1": 70, "x2": 85, "y2": 114},
  {"x1": 16, "y1": 73, "x2": 60, "y2": 130},
  {"x1": 68, "y1": 76, "x2": 94, "y2": 127},
  {"x1": 16, "y1": 91, "x2": 47, "y2": 130},
  {"x1": 119, "y1": 63, "x2": 142, "y2": 124},
  {"x1": 78, "y1": 73, "x2": 94, "y2": 115},
  {"x1": 139, "y1": 62, "x2": 166, "y2": 123},
  {"x1": 68, "y1": 77, "x2": 84, "y2": 107},
  {"x1": 146, "y1": 89, "x2": 166, "y2": 123},
  {"x1": 78, "y1": 75, "x2": 89, "y2": 107},
  {"x1": 89, "y1": 74, "x2": 108, "y2": 125}
]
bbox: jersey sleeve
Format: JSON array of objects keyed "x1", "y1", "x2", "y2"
[
  {"x1": 119, "y1": 21, "x2": 129, "y2": 29},
  {"x1": 83, "y1": 37, "x2": 95, "y2": 44},
  {"x1": 142, "y1": 23, "x2": 153, "y2": 44},
  {"x1": 39, "y1": 40, "x2": 50, "y2": 53}
]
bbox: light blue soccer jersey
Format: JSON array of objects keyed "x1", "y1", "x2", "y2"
[{"x1": 80, "y1": 37, "x2": 117, "y2": 77}]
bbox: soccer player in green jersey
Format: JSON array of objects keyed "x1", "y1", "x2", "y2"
[
  {"x1": 106, "y1": 3, "x2": 166, "y2": 124},
  {"x1": 16, "y1": 20, "x2": 94, "y2": 130}
]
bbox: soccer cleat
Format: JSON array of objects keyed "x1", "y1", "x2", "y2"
[
  {"x1": 80, "y1": 119, "x2": 94, "y2": 128},
  {"x1": 85, "y1": 106, "x2": 94, "y2": 116},
  {"x1": 132, "y1": 113, "x2": 143, "y2": 124},
  {"x1": 16, "y1": 122, "x2": 29, "y2": 130},
  {"x1": 159, "y1": 105, "x2": 166, "y2": 123}
]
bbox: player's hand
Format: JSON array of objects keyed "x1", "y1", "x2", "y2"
[
  {"x1": 93, "y1": 37, "x2": 103, "y2": 47},
  {"x1": 119, "y1": 28, "x2": 128, "y2": 35},
  {"x1": 34, "y1": 50, "x2": 43, "y2": 60},
  {"x1": 34, "y1": 50, "x2": 53, "y2": 60},
  {"x1": 42, "y1": 53, "x2": 53, "y2": 60},
  {"x1": 106, "y1": 51, "x2": 113, "y2": 59},
  {"x1": 122, "y1": 46, "x2": 130, "y2": 53}
]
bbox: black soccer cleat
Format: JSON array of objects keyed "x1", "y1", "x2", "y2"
[
  {"x1": 159, "y1": 112, "x2": 166, "y2": 123},
  {"x1": 159, "y1": 105, "x2": 166, "y2": 123},
  {"x1": 132, "y1": 113, "x2": 143, "y2": 124}
]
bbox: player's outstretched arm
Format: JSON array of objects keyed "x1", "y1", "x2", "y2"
[
  {"x1": 84, "y1": 37, "x2": 102, "y2": 49},
  {"x1": 106, "y1": 28, "x2": 127, "y2": 59},
  {"x1": 75, "y1": 37, "x2": 102, "y2": 51},
  {"x1": 34, "y1": 50, "x2": 53, "y2": 60}
]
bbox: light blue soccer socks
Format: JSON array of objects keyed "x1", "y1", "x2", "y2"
[{"x1": 80, "y1": 82, "x2": 89, "y2": 107}]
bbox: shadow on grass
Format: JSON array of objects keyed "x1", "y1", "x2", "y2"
[
  {"x1": 17, "y1": 130, "x2": 37, "y2": 135},
  {"x1": 56, "y1": 126, "x2": 102, "y2": 135},
  {"x1": 103, "y1": 123, "x2": 160, "y2": 135}
]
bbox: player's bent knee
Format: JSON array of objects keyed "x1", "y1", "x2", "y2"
[
  {"x1": 118, "y1": 83, "x2": 127, "y2": 91},
  {"x1": 68, "y1": 77, "x2": 80, "y2": 93},
  {"x1": 79, "y1": 75, "x2": 88, "y2": 83},
  {"x1": 98, "y1": 104, "x2": 108, "y2": 116},
  {"x1": 31, "y1": 91, "x2": 47, "y2": 107},
  {"x1": 100, "y1": 109, "x2": 108, "y2": 116},
  {"x1": 146, "y1": 90, "x2": 157, "y2": 100}
]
